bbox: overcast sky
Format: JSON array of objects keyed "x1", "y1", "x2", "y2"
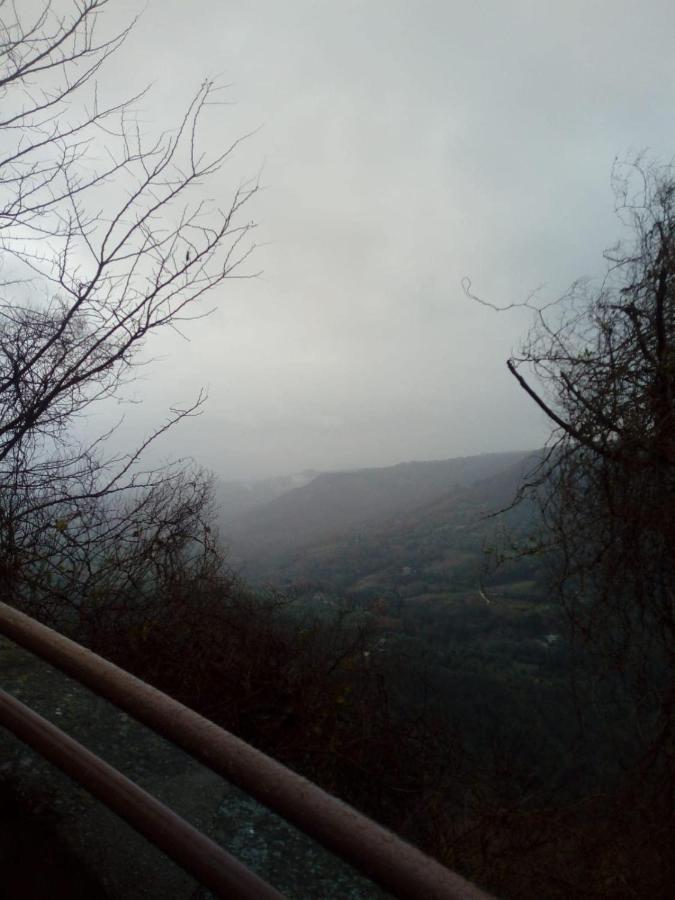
[{"x1": 84, "y1": 0, "x2": 675, "y2": 480}]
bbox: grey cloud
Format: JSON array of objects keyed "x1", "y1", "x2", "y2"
[{"x1": 86, "y1": 0, "x2": 675, "y2": 478}]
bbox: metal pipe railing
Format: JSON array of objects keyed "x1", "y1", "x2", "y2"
[
  {"x1": 0, "y1": 601, "x2": 493, "y2": 900},
  {"x1": 0, "y1": 689, "x2": 284, "y2": 900}
]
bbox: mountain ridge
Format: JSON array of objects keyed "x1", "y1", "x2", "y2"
[{"x1": 220, "y1": 450, "x2": 537, "y2": 563}]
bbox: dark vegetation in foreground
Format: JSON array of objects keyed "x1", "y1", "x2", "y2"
[
  {"x1": 34, "y1": 456, "x2": 669, "y2": 900},
  {"x1": 6, "y1": 445, "x2": 671, "y2": 899},
  {"x1": 67, "y1": 587, "x2": 666, "y2": 900}
]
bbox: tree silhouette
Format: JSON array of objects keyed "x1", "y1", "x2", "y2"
[{"x1": 0, "y1": 1, "x2": 257, "y2": 623}]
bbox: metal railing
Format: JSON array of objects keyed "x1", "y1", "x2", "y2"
[
  {"x1": 0, "y1": 688, "x2": 283, "y2": 899},
  {"x1": 0, "y1": 600, "x2": 493, "y2": 900}
]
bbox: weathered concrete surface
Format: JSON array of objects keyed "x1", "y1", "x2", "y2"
[{"x1": 0, "y1": 635, "x2": 388, "y2": 899}]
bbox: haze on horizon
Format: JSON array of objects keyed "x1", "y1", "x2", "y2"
[{"x1": 83, "y1": 0, "x2": 675, "y2": 482}]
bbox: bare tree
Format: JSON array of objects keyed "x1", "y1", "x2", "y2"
[
  {"x1": 467, "y1": 159, "x2": 675, "y2": 844},
  {"x1": 0, "y1": 1, "x2": 257, "y2": 622}
]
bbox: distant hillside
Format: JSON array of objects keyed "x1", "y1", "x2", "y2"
[
  {"x1": 221, "y1": 451, "x2": 536, "y2": 564},
  {"x1": 243, "y1": 450, "x2": 542, "y2": 590},
  {"x1": 214, "y1": 470, "x2": 319, "y2": 525}
]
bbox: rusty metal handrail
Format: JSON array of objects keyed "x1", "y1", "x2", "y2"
[
  {"x1": 0, "y1": 601, "x2": 492, "y2": 900},
  {"x1": 0, "y1": 689, "x2": 284, "y2": 900}
]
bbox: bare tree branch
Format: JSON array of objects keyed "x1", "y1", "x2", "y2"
[{"x1": 0, "y1": 1, "x2": 257, "y2": 622}]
